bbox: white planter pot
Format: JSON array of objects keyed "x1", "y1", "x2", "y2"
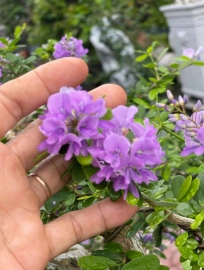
[{"x1": 160, "y1": 2, "x2": 204, "y2": 99}]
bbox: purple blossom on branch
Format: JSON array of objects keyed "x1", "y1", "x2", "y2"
[
  {"x1": 183, "y1": 46, "x2": 204, "y2": 60},
  {"x1": 53, "y1": 36, "x2": 89, "y2": 59}
]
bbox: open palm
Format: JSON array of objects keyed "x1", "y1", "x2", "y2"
[{"x1": 0, "y1": 58, "x2": 137, "y2": 270}]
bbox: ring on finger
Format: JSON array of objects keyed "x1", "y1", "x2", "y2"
[{"x1": 29, "y1": 173, "x2": 51, "y2": 200}]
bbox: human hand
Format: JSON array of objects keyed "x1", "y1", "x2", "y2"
[{"x1": 0, "y1": 58, "x2": 138, "y2": 270}]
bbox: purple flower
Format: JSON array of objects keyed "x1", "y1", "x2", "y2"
[
  {"x1": 53, "y1": 36, "x2": 89, "y2": 59},
  {"x1": 0, "y1": 42, "x2": 4, "y2": 48},
  {"x1": 89, "y1": 107, "x2": 164, "y2": 199},
  {"x1": 0, "y1": 68, "x2": 2, "y2": 78},
  {"x1": 179, "y1": 111, "x2": 204, "y2": 156},
  {"x1": 38, "y1": 86, "x2": 107, "y2": 159},
  {"x1": 183, "y1": 46, "x2": 204, "y2": 60}
]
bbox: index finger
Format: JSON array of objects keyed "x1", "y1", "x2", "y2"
[{"x1": 0, "y1": 58, "x2": 88, "y2": 138}]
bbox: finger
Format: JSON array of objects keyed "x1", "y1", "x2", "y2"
[
  {"x1": 28, "y1": 154, "x2": 72, "y2": 207},
  {"x1": 0, "y1": 58, "x2": 88, "y2": 138},
  {"x1": 45, "y1": 198, "x2": 138, "y2": 259},
  {"x1": 7, "y1": 84, "x2": 127, "y2": 171}
]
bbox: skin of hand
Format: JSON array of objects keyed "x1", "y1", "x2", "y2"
[{"x1": 0, "y1": 58, "x2": 138, "y2": 270}]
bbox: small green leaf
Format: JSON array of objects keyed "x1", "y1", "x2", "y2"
[
  {"x1": 91, "y1": 250, "x2": 122, "y2": 263},
  {"x1": 198, "y1": 252, "x2": 204, "y2": 267},
  {"x1": 176, "y1": 202, "x2": 194, "y2": 217},
  {"x1": 193, "y1": 61, "x2": 204, "y2": 66},
  {"x1": 121, "y1": 254, "x2": 160, "y2": 270},
  {"x1": 175, "y1": 232, "x2": 188, "y2": 247},
  {"x1": 181, "y1": 178, "x2": 200, "y2": 202},
  {"x1": 171, "y1": 175, "x2": 185, "y2": 198},
  {"x1": 126, "y1": 250, "x2": 143, "y2": 260},
  {"x1": 72, "y1": 162, "x2": 86, "y2": 183},
  {"x1": 191, "y1": 209, "x2": 204, "y2": 229},
  {"x1": 78, "y1": 255, "x2": 116, "y2": 270},
  {"x1": 146, "y1": 211, "x2": 170, "y2": 229},
  {"x1": 101, "y1": 108, "x2": 113, "y2": 120},
  {"x1": 148, "y1": 89, "x2": 157, "y2": 100},
  {"x1": 136, "y1": 54, "x2": 148, "y2": 62},
  {"x1": 5, "y1": 52, "x2": 16, "y2": 62},
  {"x1": 83, "y1": 165, "x2": 99, "y2": 180},
  {"x1": 104, "y1": 242, "x2": 123, "y2": 254},
  {"x1": 132, "y1": 98, "x2": 150, "y2": 108},
  {"x1": 157, "y1": 266, "x2": 169, "y2": 270},
  {"x1": 126, "y1": 218, "x2": 146, "y2": 239},
  {"x1": 177, "y1": 175, "x2": 192, "y2": 201},
  {"x1": 184, "y1": 238, "x2": 198, "y2": 250}
]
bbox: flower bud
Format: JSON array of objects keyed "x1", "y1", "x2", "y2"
[
  {"x1": 156, "y1": 103, "x2": 165, "y2": 108},
  {"x1": 166, "y1": 90, "x2": 174, "y2": 100},
  {"x1": 171, "y1": 99, "x2": 179, "y2": 106},
  {"x1": 185, "y1": 131, "x2": 196, "y2": 137},
  {"x1": 178, "y1": 95, "x2": 184, "y2": 106},
  {"x1": 176, "y1": 122, "x2": 186, "y2": 129},
  {"x1": 180, "y1": 114, "x2": 188, "y2": 121},
  {"x1": 164, "y1": 105, "x2": 171, "y2": 112},
  {"x1": 193, "y1": 100, "x2": 202, "y2": 111},
  {"x1": 186, "y1": 122, "x2": 195, "y2": 128},
  {"x1": 183, "y1": 95, "x2": 188, "y2": 104}
]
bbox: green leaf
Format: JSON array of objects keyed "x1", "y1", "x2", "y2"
[
  {"x1": 201, "y1": 220, "x2": 204, "y2": 236},
  {"x1": 143, "y1": 63, "x2": 156, "y2": 68},
  {"x1": 126, "y1": 250, "x2": 143, "y2": 260},
  {"x1": 170, "y1": 63, "x2": 179, "y2": 69},
  {"x1": 177, "y1": 176, "x2": 192, "y2": 201},
  {"x1": 126, "y1": 218, "x2": 146, "y2": 239},
  {"x1": 171, "y1": 175, "x2": 185, "y2": 198},
  {"x1": 45, "y1": 189, "x2": 75, "y2": 212},
  {"x1": 191, "y1": 209, "x2": 204, "y2": 229},
  {"x1": 14, "y1": 26, "x2": 22, "y2": 38},
  {"x1": 178, "y1": 247, "x2": 198, "y2": 261},
  {"x1": 185, "y1": 238, "x2": 198, "y2": 250},
  {"x1": 78, "y1": 255, "x2": 116, "y2": 270},
  {"x1": 198, "y1": 252, "x2": 204, "y2": 267},
  {"x1": 132, "y1": 98, "x2": 150, "y2": 108},
  {"x1": 25, "y1": 56, "x2": 36, "y2": 64},
  {"x1": 5, "y1": 52, "x2": 16, "y2": 62},
  {"x1": 101, "y1": 108, "x2": 113, "y2": 120},
  {"x1": 175, "y1": 232, "x2": 188, "y2": 247},
  {"x1": 121, "y1": 254, "x2": 160, "y2": 270},
  {"x1": 146, "y1": 211, "x2": 170, "y2": 229},
  {"x1": 136, "y1": 54, "x2": 148, "y2": 62},
  {"x1": 72, "y1": 162, "x2": 86, "y2": 183},
  {"x1": 193, "y1": 61, "x2": 204, "y2": 66},
  {"x1": 198, "y1": 163, "x2": 204, "y2": 173},
  {"x1": 108, "y1": 182, "x2": 122, "y2": 202},
  {"x1": 181, "y1": 178, "x2": 200, "y2": 202},
  {"x1": 103, "y1": 242, "x2": 123, "y2": 254},
  {"x1": 83, "y1": 165, "x2": 99, "y2": 180},
  {"x1": 91, "y1": 250, "x2": 121, "y2": 263},
  {"x1": 176, "y1": 202, "x2": 194, "y2": 217},
  {"x1": 148, "y1": 89, "x2": 157, "y2": 100}
]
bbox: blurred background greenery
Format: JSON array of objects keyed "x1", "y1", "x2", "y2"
[{"x1": 0, "y1": 0, "x2": 174, "y2": 90}]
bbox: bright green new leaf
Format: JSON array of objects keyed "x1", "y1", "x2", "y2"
[
  {"x1": 177, "y1": 176, "x2": 192, "y2": 201},
  {"x1": 121, "y1": 254, "x2": 160, "y2": 270},
  {"x1": 136, "y1": 54, "x2": 148, "y2": 62},
  {"x1": 181, "y1": 178, "x2": 200, "y2": 202},
  {"x1": 175, "y1": 232, "x2": 188, "y2": 247}
]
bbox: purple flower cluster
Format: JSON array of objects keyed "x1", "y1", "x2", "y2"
[
  {"x1": 39, "y1": 88, "x2": 164, "y2": 198},
  {"x1": 53, "y1": 36, "x2": 89, "y2": 59},
  {"x1": 38, "y1": 86, "x2": 106, "y2": 160},
  {"x1": 157, "y1": 90, "x2": 204, "y2": 157}
]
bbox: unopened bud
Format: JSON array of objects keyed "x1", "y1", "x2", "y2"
[
  {"x1": 167, "y1": 90, "x2": 174, "y2": 100},
  {"x1": 171, "y1": 99, "x2": 179, "y2": 106},
  {"x1": 156, "y1": 103, "x2": 165, "y2": 108},
  {"x1": 185, "y1": 131, "x2": 196, "y2": 137},
  {"x1": 164, "y1": 105, "x2": 171, "y2": 112},
  {"x1": 193, "y1": 100, "x2": 202, "y2": 111},
  {"x1": 186, "y1": 122, "x2": 195, "y2": 128},
  {"x1": 178, "y1": 95, "x2": 184, "y2": 106},
  {"x1": 180, "y1": 114, "x2": 188, "y2": 121},
  {"x1": 176, "y1": 121, "x2": 186, "y2": 129},
  {"x1": 168, "y1": 113, "x2": 180, "y2": 123},
  {"x1": 183, "y1": 95, "x2": 188, "y2": 104}
]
